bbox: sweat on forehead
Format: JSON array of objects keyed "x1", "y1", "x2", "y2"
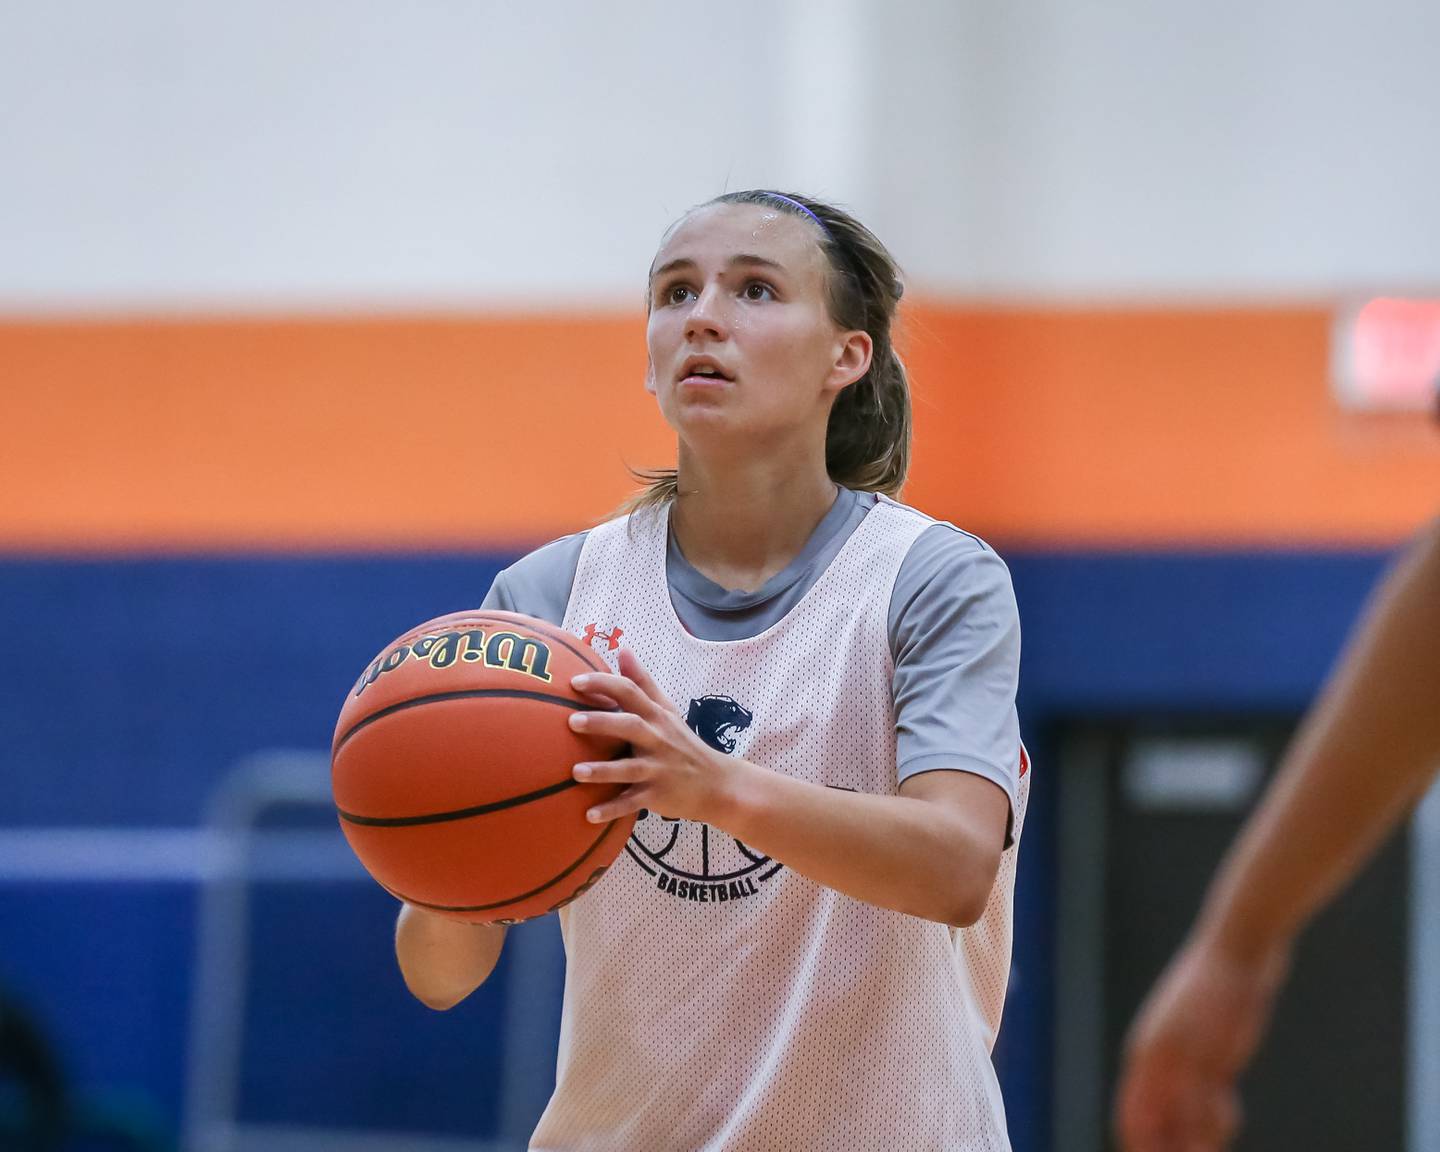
[{"x1": 649, "y1": 203, "x2": 825, "y2": 276}]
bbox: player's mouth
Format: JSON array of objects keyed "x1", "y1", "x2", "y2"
[{"x1": 678, "y1": 356, "x2": 735, "y2": 387}]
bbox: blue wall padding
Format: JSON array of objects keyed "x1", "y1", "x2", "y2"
[
  {"x1": 0, "y1": 555, "x2": 507, "y2": 827},
  {"x1": 237, "y1": 880, "x2": 522, "y2": 1135},
  {"x1": 0, "y1": 548, "x2": 1397, "y2": 1152},
  {"x1": 1011, "y1": 550, "x2": 1390, "y2": 714},
  {"x1": 0, "y1": 883, "x2": 194, "y2": 1124}
]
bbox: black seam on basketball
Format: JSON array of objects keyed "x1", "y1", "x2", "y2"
[
  {"x1": 334, "y1": 687, "x2": 599, "y2": 753},
  {"x1": 384, "y1": 821, "x2": 621, "y2": 912},
  {"x1": 336, "y1": 775, "x2": 580, "y2": 827}
]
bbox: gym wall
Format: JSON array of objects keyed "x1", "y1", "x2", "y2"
[{"x1": 2, "y1": 5, "x2": 1437, "y2": 1151}]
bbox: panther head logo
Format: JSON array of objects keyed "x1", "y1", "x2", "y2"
[
  {"x1": 685, "y1": 695, "x2": 754, "y2": 754},
  {"x1": 629, "y1": 693, "x2": 781, "y2": 893}
]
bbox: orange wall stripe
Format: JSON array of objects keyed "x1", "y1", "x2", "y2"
[
  {"x1": 900, "y1": 305, "x2": 1438, "y2": 548},
  {"x1": 2, "y1": 306, "x2": 1436, "y2": 552},
  {"x1": 1, "y1": 314, "x2": 668, "y2": 551}
]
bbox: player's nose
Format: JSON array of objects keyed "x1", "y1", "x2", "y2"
[{"x1": 684, "y1": 283, "x2": 730, "y2": 341}]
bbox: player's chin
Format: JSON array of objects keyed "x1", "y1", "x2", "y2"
[
  {"x1": 656, "y1": 389, "x2": 729, "y2": 434},
  {"x1": 669, "y1": 402, "x2": 749, "y2": 443},
  {"x1": 672, "y1": 386, "x2": 735, "y2": 416}
]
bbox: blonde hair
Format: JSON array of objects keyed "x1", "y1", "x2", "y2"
[{"x1": 616, "y1": 190, "x2": 911, "y2": 518}]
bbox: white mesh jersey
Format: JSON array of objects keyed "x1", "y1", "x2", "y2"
[{"x1": 536, "y1": 495, "x2": 1030, "y2": 1152}]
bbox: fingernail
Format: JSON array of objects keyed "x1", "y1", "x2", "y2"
[
  {"x1": 586, "y1": 808, "x2": 602, "y2": 823},
  {"x1": 574, "y1": 764, "x2": 592, "y2": 779},
  {"x1": 569, "y1": 713, "x2": 587, "y2": 729},
  {"x1": 572, "y1": 674, "x2": 592, "y2": 687}
]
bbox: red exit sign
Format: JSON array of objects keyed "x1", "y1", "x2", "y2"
[{"x1": 1332, "y1": 297, "x2": 1440, "y2": 411}]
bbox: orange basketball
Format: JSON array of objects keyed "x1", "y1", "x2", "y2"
[{"x1": 331, "y1": 609, "x2": 634, "y2": 924}]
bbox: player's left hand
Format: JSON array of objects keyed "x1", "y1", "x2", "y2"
[{"x1": 567, "y1": 648, "x2": 740, "y2": 826}]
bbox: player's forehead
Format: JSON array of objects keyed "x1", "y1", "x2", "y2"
[{"x1": 649, "y1": 203, "x2": 826, "y2": 281}]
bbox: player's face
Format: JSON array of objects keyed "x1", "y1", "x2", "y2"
[{"x1": 645, "y1": 204, "x2": 870, "y2": 448}]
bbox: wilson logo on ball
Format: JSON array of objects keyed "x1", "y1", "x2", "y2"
[{"x1": 352, "y1": 627, "x2": 553, "y2": 697}]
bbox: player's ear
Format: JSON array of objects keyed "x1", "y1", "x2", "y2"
[{"x1": 826, "y1": 330, "x2": 872, "y2": 395}]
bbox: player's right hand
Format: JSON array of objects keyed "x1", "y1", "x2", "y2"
[{"x1": 1114, "y1": 935, "x2": 1289, "y2": 1152}]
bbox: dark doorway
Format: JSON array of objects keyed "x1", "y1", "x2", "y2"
[{"x1": 1052, "y1": 718, "x2": 1408, "y2": 1152}]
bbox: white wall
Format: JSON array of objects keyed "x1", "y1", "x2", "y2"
[
  {"x1": 874, "y1": 0, "x2": 1440, "y2": 298},
  {"x1": 0, "y1": 1, "x2": 812, "y2": 311},
  {"x1": 2, "y1": 0, "x2": 1437, "y2": 312}
]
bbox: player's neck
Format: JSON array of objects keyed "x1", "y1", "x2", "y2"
[{"x1": 669, "y1": 450, "x2": 838, "y2": 594}]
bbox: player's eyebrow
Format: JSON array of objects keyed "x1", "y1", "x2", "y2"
[{"x1": 649, "y1": 254, "x2": 788, "y2": 281}]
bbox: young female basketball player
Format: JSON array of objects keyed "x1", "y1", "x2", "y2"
[{"x1": 396, "y1": 190, "x2": 1028, "y2": 1151}]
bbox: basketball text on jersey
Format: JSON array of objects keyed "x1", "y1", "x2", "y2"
[
  {"x1": 625, "y1": 692, "x2": 787, "y2": 903},
  {"x1": 352, "y1": 627, "x2": 553, "y2": 696}
]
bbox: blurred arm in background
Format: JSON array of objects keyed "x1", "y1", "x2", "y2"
[
  {"x1": 1115, "y1": 516, "x2": 1440, "y2": 1152},
  {"x1": 395, "y1": 906, "x2": 507, "y2": 1010}
]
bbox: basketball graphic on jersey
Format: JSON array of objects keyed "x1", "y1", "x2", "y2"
[{"x1": 625, "y1": 694, "x2": 786, "y2": 900}]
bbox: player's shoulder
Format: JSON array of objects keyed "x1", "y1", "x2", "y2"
[
  {"x1": 503, "y1": 529, "x2": 590, "y2": 577},
  {"x1": 883, "y1": 503, "x2": 1016, "y2": 633},
  {"x1": 910, "y1": 520, "x2": 1008, "y2": 576},
  {"x1": 873, "y1": 493, "x2": 991, "y2": 547},
  {"x1": 485, "y1": 530, "x2": 590, "y2": 626},
  {"x1": 876, "y1": 496, "x2": 1009, "y2": 581}
]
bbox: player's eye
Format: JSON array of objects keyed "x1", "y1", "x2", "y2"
[
  {"x1": 742, "y1": 281, "x2": 775, "y2": 301},
  {"x1": 661, "y1": 283, "x2": 694, "y2": 306}
]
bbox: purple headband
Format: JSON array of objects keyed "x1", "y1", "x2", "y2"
[
  {"x1": 764, "y1": 192, "x2": 827, "y2": 234},
  {"x1": 759, "y1": 192, "x2": 904, "y2": 300}
]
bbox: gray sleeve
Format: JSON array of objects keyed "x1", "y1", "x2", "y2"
[
  {"x1": 481, "y1": 531, "x2": 589, "y2": 626},
  {"x1": 888, "y1": 524, "x2": 1022, "y2": 816}
]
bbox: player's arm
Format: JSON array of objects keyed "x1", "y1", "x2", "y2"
[
  {"x1": 572, "y1": 659, "x2": 1008, "y2": 926},
  {"x1": 757, "y1": 529, "x2": 1021, "y2": 925},
  {"x1": 1116, "y1": 517, "x2": 1440, "y2": 1152},
  {"x1": 395, "y1": 905, "x2": 507, "y2": 1010},
  {"x1": 714, "y1": 531, "x2": 1021, "y2": 926},
  {"x1": 726, "y1": 755, "x2": 1009, "y2": 926},
  {"x1": 1194, "y1": 515, "x2": 1440, "y2": 963}
]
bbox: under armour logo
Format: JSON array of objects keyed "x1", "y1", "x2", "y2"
[{"x1": 581, "y1": 623, "x2": 624, "y2": 651}]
